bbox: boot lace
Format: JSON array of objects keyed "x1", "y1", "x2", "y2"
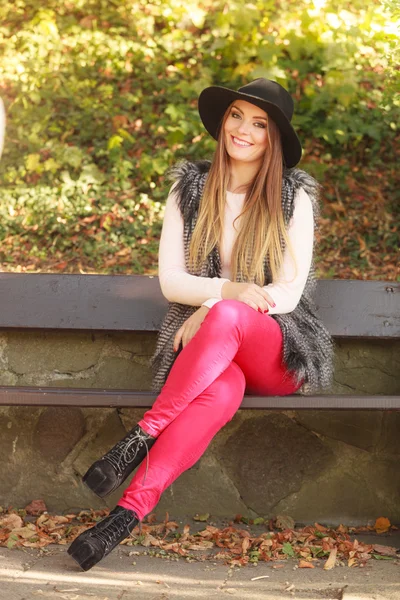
[
  {"x1": 105, "y1": 427, "x2": 153, "y2": 485},
  {"x1": 90, "y1": 510, "x2": 137, "y2": 552}
]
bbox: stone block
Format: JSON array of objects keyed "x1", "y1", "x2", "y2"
[
  {"x1": 119, "y1": 408, "x2": 148, "y2": 431},
  {"x1": 40, "y1": 356, "x2": 152, "y2": 389},
  {"x1": 273, "y1": 470, "x2": 380, "y2": 526},
  {"x1": 33, "y1": 407, "x2": 85, "y2": 462},
  {"x1": 111, "y1": 332, "x2": 157, "y2": 355},
  {"x1": 361, "y1": 458, "x2": 400, "y2": 515},
  {"x1": 7, "y1": 331, "x2": 104, "y2": 374},
  {"x1": 273, "y1": 447, "x2": 400, "y2": 525},
  {"x1": 92, "y1": 357, "x2": 152, "y2": 389},
  {"x1": 156, "y1": 454, "x2": 254, "y2": 518},
  {"x1": 332, "y1": 340, "x2": 400, "y2": 396},
  {"x1": 218, "y1": 413, "x2": 334, "y2": 515},
  {"x1": 377, "y1": 412, "x2": 400, "y2": 456},
  {"x1": 295, "y1": 410, "x2": 383, "y2": 451},
  {"x1": 73, "y1": 410, "x2": 127, "y2": 477},
  {"x1": 0, "y1": 370, "x2": 18, "y2": 385}
]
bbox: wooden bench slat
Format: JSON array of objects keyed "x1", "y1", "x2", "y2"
[
  {"x1": 0, "y1": 274, "x2": 398, "y2": 338},
  {"x1": 0, "y1": 387, "x2": 398, "y2": 410}
]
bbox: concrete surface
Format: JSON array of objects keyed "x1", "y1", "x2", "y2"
[{"x1": 0, "y1": 533, "x2": 399, "y2": 600}]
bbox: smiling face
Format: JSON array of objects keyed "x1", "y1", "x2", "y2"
[{"x1": 223, "y1": 99, "x2": 269, "y2": 166}]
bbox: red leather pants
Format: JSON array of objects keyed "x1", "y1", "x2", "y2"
[{"x1": 118, "y1": 300, "x2": 301, "y2": 519}]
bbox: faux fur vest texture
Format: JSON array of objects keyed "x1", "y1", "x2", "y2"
[{"x1": 150, "y1": 160, "x2": 334, "y2": 393}]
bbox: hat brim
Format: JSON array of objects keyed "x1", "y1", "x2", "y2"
[{"x1": 198, "y1": 86, "x2": 302, "y2": 168}]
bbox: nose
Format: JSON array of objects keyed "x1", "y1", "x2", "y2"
[{"x1": 236, "y1": 123, "x2": 251, "y2": 138}]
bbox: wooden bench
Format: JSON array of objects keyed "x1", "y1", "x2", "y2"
[{"x1": 0, "y1": 273, "x2": 398, "y2": 410}]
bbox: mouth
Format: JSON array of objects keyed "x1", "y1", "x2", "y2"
[{"x1": 230, "y1": 135, "x2": 253, "y2": 148}]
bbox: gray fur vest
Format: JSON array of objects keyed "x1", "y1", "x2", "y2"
[{"x1": 151, "y1": 160, "x2": 334, "y2": 393}]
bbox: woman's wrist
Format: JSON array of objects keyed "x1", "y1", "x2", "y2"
[{"x1": 221, "y1": 281, "x2": 234, "y2": 299}]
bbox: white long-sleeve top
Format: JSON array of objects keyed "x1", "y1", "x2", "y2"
[{"x1": 158, "y1": 184, "x2": 314, "y2": 314}]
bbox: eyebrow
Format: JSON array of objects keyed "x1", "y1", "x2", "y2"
[{"x1": 232, "y1": 105, "x2": 268, "y2": 121}]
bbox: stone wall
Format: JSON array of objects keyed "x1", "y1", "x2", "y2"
[{"x1": 0, "y1": 329, "x2": 399, "y2": 525}]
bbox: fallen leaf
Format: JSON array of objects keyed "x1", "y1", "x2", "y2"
[
  {"x1": 374, "y1": 517, "x2": 391, "y2": 534},
  {"x1": 193, "y1": 513, "x2": 210, "y2": 522},
  {"x1": 324, "y1": 547, "x2": 337, "y2": 570},
  {"x1": 146, "y1": 513, "x2": 157, "y2": 524},
  {"x1": 24, "y1": 500, "x2": 47, "y2": 516},
  {"x1": 141, "y1": 533, "x2": 160, "y2": 547},
  {"x1": 187, "y1": 541, "x2": 214, "y2": 550},
  {"x1": 348, "y1": 557, "x2": 358, "y2": 567},
  {"x1": 0, "y1": 514, "x2": 23, "y2": 530},
  {"x1": 373, "y1": 544, "x2": 398, "y2": 557},
  {"x1": 11, "y1": 525, "x2": 37, "y2": 539},
  {"x1": 299, "y1": 560, "x2": 315, "y2": 568}
]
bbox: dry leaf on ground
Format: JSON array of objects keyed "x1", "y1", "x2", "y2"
[
  {"x1": 24, "y1": 500, "x2": 47, "y2": 516},
  {"x1": 324, "y1": 547, "x2": 338, "y2": 570},
  {"x1": 374, "y1": 517, "x2": 391, "y2": 534},
  {"x1": 299, "y1": 560, "x2": 315, "y2": 568},
  {"x1": 372, "y1": 544, "x2": 398, "y2": 557},
  {"x1": 0, "y1": 514, "x2": 23, "y2": 530}
]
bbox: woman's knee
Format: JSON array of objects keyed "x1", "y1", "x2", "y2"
[
  {"x1": 211, "y1": 362, "x2": 245, "y2": 419},
  {"x1": 206, "y1": 299, "x2": 247, "y2": 326}
]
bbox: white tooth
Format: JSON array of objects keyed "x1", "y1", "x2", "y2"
[{"x1": 233, "y1": 137, "x2": 251, "y2": 147}]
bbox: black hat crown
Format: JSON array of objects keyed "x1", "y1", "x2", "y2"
[{"x1": 237, "y1": 78, "x2": 294, "y2": 122}]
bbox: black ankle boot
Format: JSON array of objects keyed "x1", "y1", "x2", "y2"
[
  {"x1": 83, "y1": 424, "x2": 156, "y2": 498},
  {"x1": 67, "y1": 506, "x2": 139, "y2": 571}
]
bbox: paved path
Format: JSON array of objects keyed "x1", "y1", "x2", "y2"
[{"x1": 0, "y1": 543, "x2": 399, "y2": 600}]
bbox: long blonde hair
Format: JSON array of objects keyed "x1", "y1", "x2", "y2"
[{"x1": 188, "y1": 102, "x2": 292, "y2": 285}]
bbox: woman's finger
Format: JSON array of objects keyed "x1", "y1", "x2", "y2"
[
  {"x1": 182, "y1": 326, "x2": 190, "y2": 348},
  {"x1": 254, "y1": 287, "x2": 276, "y2": 309},
  {"x1": 239, "y1": 297, "x2": 259, "y2": 312},
  {"x1": 183, "y1": 322, "x2": 198, "y2": 347},
  {"x1": 174, "y1": 327, "x2": 184, "y2": 351}
]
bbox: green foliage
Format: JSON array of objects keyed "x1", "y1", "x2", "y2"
[{"x1": 0, "y1": 0, "x2": 398, "y2": 275}]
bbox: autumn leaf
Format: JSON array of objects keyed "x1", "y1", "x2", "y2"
[
  {"x1": 282, "y1": 542, "x2": 295, "y2": 557},
  {"x1": 11, "y1": 525, "x2": 37, "y2": 540},
  {"x1": 0, "y1": 514, "x2": 23, "y2": 530},
  {"x1": 299, "y1": 560, "x2": 315, "y2": 568},
  {"x1": 374, "y1": 517, "x2": 391, "y2": 534},
  {"x1": 193, "y1": 513, "x2": 210, "y2": 522},
  {"x1": 24, "y1": 499, "x2": 47, "y2": 516},
  {"x1": 323, "y1": 547, "x2": 337, "y2": 570},
  {"x1": 372, "y1": 544, "x2": 398, "y2": 557},
  {"x1": 241, "y1": 537, "x2": 251, "y2": 555}
]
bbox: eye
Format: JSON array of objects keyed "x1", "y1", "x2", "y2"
[
  {"x1": 231, "y1": 111, "x2": 240, "y2": 119},
  {"x1": 255, "y1": 122, "x2": 266, "y2": 128}
]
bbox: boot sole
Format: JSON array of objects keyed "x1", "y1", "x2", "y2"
[
  {"x1": 68, "y1": 538, "x2": 100, "y2": 572},
  {"x1": 83, "y1": 464, "x2": 116, "y2": 498}
]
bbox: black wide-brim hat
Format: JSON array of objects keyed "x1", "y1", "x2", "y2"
[{"x1": 198, "y1": 78, "x2": 302, "y2": 168}]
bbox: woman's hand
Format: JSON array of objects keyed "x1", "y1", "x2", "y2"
[
  {"x1": 173, "y1": 305, "x2": 210, "y2": 351},
  {"x1": 222, "y1": 281, "x2": 275, "y2": 313}
]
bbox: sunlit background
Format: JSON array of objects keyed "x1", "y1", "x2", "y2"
[{"x1": 0, "y1": 0, "x2": 398, "y2": 279}]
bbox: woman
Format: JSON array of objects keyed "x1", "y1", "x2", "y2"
[{"x1": 68, "y1": 78, "x2": 333, "y2": 571}]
